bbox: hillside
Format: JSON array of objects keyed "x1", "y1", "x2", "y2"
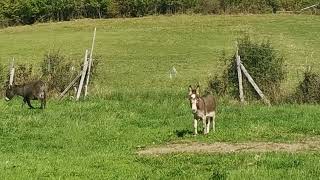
[{"x1": 0, "y1": 15, "x2": 319, "y2": 94}]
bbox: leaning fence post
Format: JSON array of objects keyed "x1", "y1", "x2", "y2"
[
  {"x1": 236, "y1": 44, "x2": 244, "y2": 103},
  {"x1": 59, "y1": 72, "x2": 82, "y2": 100},
  {"x1": 9, "y1": 58, "x2": 15, "y2": 86},
  {"x1": 84, "y1": 27, "x2": 97, "y2": 97},
  {"x1": 76, "y1": 50, "x2": 89, "y2": 101},
  {"x1": 240, "y1": 63, "x2": 271, "y2": 106}
]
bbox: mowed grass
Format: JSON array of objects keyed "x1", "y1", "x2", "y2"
[
  {"x1": 1, "y1": 93, "x2": 320, "y2": 179},
  {"x1": 1, "y1": 15, "x2": 320, "y2": 179}
]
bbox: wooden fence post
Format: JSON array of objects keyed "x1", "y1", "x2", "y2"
[
  {"x1": 9, "y1": 58, "x2": 15, "y2": 86},
  {"x1": 59, "y1": 73, "x2": 82, "y2": 100},
  {"x1": 300, "y1": 3, "x2": 319, "y2": 11},
  {"x1": 76, "y1": 50, "x2": 89, "y2": 101},
  {"x1": 236, "y1": 45, "x2": 244, "y2": 103},
  {"x1": 240, "y1": 63, "x2": 271, "y2": 106},
  {"x1": 84, "y1": 27, "x2": 97, "y2": 97}
]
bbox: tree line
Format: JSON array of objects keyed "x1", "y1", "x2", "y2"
[{"x1": 0, "y1": 0, "x2": 319, "y2": 26}]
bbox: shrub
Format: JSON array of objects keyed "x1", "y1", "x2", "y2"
[
  {"x1": 208, "y1": 36, "x2": 286, "y2": 103},
  {"x1": 87, "y1": 55, "x2": 101, "y2": 84},
  {"x1": 0, "y1": 62, "x2": 35, "y2": 91},
  {"x1": 41, "y1": 50, "x2": 100, "y2": 96},
  {"x1": 14, "y1": 63, "x2": 35, "y2": 84},
  {"x1": 41, "y1": 50, "x2": 79, "y2": 93},
  {"x1": 293, "y1": 71, "x2": 320, "y2": 104},
  {"x1": 195, "y1": 0, "x2": 221, "y2": 14}
]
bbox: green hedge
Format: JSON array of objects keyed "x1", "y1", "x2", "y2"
[{"x1": 0, "y1": 0, "x2": 319, "y2": 26}]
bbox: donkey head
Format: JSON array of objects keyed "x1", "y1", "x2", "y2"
[
  {"x1": 188, "y1": 85, "x2": 200, "y2": 114},
  {"x1": 5, "y1": 85, "x2": 15, "y2": 101}
]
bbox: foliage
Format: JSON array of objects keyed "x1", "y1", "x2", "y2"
[
  {"x1": 208, "y1": 36, "x2": 286, "y2": 103},
  {"x1": 40, "y1": 50, "x2": 79, "y2": 93},
  {"x1": 14, "y1": 63, "x2": 35, "y2": 85},
  {"x1": 40, "y1": 50, "x2": 100, "y2": 96},
  {"x1": 207, "y1": 75, "x2": 229, "y2": 96},
  {"x1": 195, "y1": 0, "x2": 221, "y2": 14},
  {"x1": 0, "y1": 0, "x2": 319, "y2": 26},
  {"x1": 293, "y1": 71, "x2": 320, "y2": 104}
]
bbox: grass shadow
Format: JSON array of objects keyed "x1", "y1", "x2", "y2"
[{"x1": 175, "y1": 129, "x2": 194, "y2": 137}]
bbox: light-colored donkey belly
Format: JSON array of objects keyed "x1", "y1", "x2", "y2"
[
  {"x1": 196, "y1": 111, "x2": 215, "y2": 119},
  {"x1": 205, "y1": 111, "x2": 215, "y2": 118}
]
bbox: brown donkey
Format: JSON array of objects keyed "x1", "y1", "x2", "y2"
[
  {"x1": 188, "y1": 85, "x2": 216, "y2": 135},
  {"x1": 5, "y1": 80, "x2": 47, "y2": 109}
]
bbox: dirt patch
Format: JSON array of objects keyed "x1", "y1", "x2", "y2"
[{"x1": 137, "y1": 140, "x2": 320, "y2": 155}]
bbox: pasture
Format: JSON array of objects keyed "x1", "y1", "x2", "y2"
[{"x1": 1, "y1": 14, "x2": 320, "y2": 179}]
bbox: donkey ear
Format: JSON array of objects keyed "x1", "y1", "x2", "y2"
[
  {"x1": 196, "y1": 85, "x2": 200, "y2": 95},
  {"x1": 188, "y1": 85, "x2": 192, "y2": 95}
]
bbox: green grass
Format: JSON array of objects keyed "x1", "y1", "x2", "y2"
[
  {"x1": 1, "y1": 93, "x2": 320, "y2": 179},
  {"x1": 0, "y1": 14, "x2": 320, "y2": 92},
  {"x1": 1, "y1": 15, "x2": 320, "y2": 179}
]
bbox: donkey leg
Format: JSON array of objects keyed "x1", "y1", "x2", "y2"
[
  {"x1": 43, "y1": 98, "x2": 46, "y2": 109},
  {"x1": 40, "y1": 99, "x2": 45, "y2": 109},
  {"x1": 193, "y1": 119, "x2": 198, "y2": 135},
  {"x1": 40, "y1": 97, "x2": 46, "y2": 109},
  {"x1": 211, "y1": 112, "x2": 216, "y2": 132},
  {"x1": 26, "y1": 99, "x2": 35, "y2": 109},
  {"x1": 206, "y1": 117, "x2": 211, "y2": 134},
  {"x1": 202, "y1": 118, "x2": 207, "y2": 135},
  {"x1": 43, "y1": 92, "x2": 47, "y2": 109},
  {"x1": 21, "y1": 98, "x2": 27, "y2": 108}
]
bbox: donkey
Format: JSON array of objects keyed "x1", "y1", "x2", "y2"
[
  {"x1": 188, "y1": 85, "x2": 216, "y2": 135},
  {"x1": 5, "y1": 80, "x2": 47, "y2": 109}
]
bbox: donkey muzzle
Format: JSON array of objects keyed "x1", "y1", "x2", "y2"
[{"x1": 5, "y1": 97, "x2": 10, "y2": 101}]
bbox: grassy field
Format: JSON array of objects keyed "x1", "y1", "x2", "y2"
[
  {"x1": 1, "y1": 15, "x2": 320, "y2": 179},
  {"x1": 1, "y1": 95, "x2": 320, "y2": 179},
  {"x1": 0, "y1": 14, "x2": 319, "y2": 92}
]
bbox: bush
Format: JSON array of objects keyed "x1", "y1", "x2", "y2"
[
  {"x1": 195, "y1": 0, "x2": 221, "y2": 14},
  {"x1": 0, "y1": 62, "x2": 35, "y2": 91},
  {"x1": 41, "y1": 50, "x2": 100, "y2": 97},
  {"x1": 14, "y1": 63, "x2": 35, "y2": 84},
  {"x1": 293, "y1": 71, "x2": 320, "y2": 104},
  {"x1": 41, "y1": 50, "x2": 79, "y2": 93},
  {"x1": 208, "y1": 36, "x2": 286, "y2": 103}
]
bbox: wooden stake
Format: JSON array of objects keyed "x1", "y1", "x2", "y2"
[
  {"x1": 76, "y1": 50, "x2": 89, "y2": 101},
  {"x1": 240, "y1": 63, "x2": 271, "y2": 106},
  {"x1": 84, "y1": 27, "x2": 97, "y2": 97},
  {"x1": 236, "y1": 46, "x2": 244, "y2": 103},
  {"x1": 300, "y1": 3, "x2": 319, "y2": 11},
  {"x1": 9, "y1": 58, "x2": 15, "y2": 86},
  {"x1": 59, "y1": 73, "x2": 82, "y2": 100}
]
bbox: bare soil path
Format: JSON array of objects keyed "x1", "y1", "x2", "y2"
[{"x1": 137, "y1": 140, "x2": 320, "y2": 155}]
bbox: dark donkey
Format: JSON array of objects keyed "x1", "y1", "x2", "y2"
[
  {"x1": 5, "y1": 80, "x2": 47, "y2": 109},
  {"x1": 188, "y1": 85, "x2": 216, "y2": 135}
]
